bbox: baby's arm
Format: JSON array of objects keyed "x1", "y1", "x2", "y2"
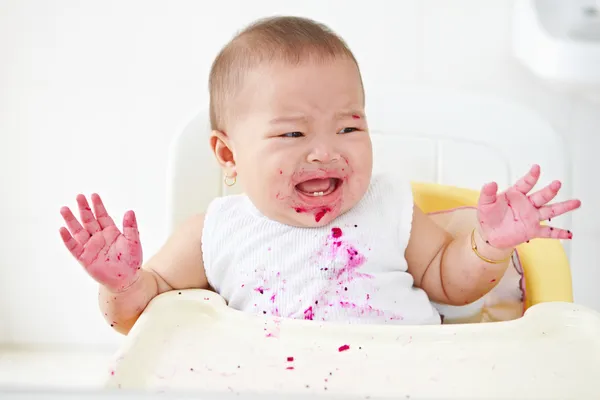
[
  {"x1": 100, "y1": 214, "x2": 209, "y2": 334},
  {"x1": 404, "y1": 165, "x2": 581, "y2": 306},
  {"x1": 60, "y1": 194, "x2": 209, "y2": 335},
  {"x1": 405, "y1": 206, "x2": 511, "y2": 305}
]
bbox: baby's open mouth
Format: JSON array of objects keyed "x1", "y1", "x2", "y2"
[{"x1": 295, "y1": 178, "x2": 340, "y2": 197}]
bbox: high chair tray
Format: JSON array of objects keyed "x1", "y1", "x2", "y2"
[{"x1": 105, "y1": 289, "x2": 600, "y2": 399}]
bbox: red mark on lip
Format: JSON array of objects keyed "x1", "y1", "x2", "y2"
[
  {"x1": 295, "y1": 207, "x2": 306, "y2": 213},
  {"x1": 331, "y1": 227, "x2": 342, "y2": 238},
  {"x1": 338, "y1": 344, "x2": 350, "y2": 352},
  {"x1": 304, "y1": 306, "x2": 314, "y2": 320},
  {"x1": 315, "y1": 207, "x2": 331, "y2": 222}
]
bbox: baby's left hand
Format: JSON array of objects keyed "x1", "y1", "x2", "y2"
[{"x1": 476, "y1": 164, "x2": 581, "y2": 249}]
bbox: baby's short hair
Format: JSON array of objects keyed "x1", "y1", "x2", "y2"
[{"x1": 208, "y1": 16, "x2": 363, "y2": 132}]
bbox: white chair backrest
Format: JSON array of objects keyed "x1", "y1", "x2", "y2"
[{"x1": 166, "y1": 86, "x2": 570, "y2": 234}]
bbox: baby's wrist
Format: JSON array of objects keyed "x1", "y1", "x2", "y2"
[{"x1": 472, "y1": 228, "x2": 514, "y2": 262}]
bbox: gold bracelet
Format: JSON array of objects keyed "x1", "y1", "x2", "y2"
[{"x1": 470, "y1": 228, "x2": 513, "y2": 264}]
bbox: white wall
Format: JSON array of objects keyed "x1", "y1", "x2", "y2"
[{"x1": 1, "y1": 0, "x2": 598, "y2": 348}]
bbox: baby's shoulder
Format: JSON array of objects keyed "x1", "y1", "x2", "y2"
[
  {"x1": 366, "y1": 172, "x2": 413, "y2": 202},
  {"x1": 206, "y1": 193, "x2": 248, "y2": 214},
  {"x1": 203, "y1": 194, "x2": 253, "y2": 231}
]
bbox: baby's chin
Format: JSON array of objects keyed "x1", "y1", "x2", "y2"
[
  {"x1": 256, "y1": 200, "x2": 345, "y2": 228},
  {"x1": 291, "y1": 206, "x2": 341, "y2": 227}
]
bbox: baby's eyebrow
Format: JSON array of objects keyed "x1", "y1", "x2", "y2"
[
  {"x1": 269, "y1": 115, "x2": 308, "y2": 125},
  {"x1": 269, "y1": 111, "x2": 364, "y2": 125},
  {"x1": 336, "y1": 110, "x2": 364, "y2": 120}
]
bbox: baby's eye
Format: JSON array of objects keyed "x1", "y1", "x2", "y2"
[
  {"x1": 338, "y1": 127, "x2": 358, "y2": 134},
  {"x1": 280, "y1": 132, "x2": 304, "y2": 138}
]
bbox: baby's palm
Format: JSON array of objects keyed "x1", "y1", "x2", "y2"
[
  {"x1": 59, "y1": 194, "x2": 143, "y2": 292},
  {"x1": 477, "y1": 165, "x2": 581, "y2": 249}
]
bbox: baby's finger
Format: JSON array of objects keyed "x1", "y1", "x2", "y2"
[
  {"x1": 478, "y1": 182, "x2": 498, "y2": 206},
  {"x1": 76, "y1": 194, "x2": 102, "y2": 235},
  {"x1": 528, "y1": 180, "x2": 561, "y2": 208},
  {"x1": 122, "y1": 210, "x2": 140, "y2": 243},
  {"x1": 91, "y1": 193, "x2": 116, "y2": 229},
  {"x1": 59, "y1": 227, "x2": 84, "y2": 259},
  {"x1": 538, "y1": 199, "x2": 582, "y2": 221},
  {"x1": 513, "y1": 164, "x2": 541, "y2": 194},
  {"x1": 60, "y1": 206, "x2": 91, "y2": 244},
  {"x1": 535, "y1": 225, "x2": 572, "y2": 240}
]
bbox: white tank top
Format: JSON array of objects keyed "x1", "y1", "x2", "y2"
[{"x1": 201, "y1": 173, "x2": 441, "y2": 325}]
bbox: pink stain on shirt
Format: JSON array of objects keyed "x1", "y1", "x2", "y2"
[
  {"x1": 304, "y1": 306, "x2": 314, "y2": 320},
  {"x1": 338, "y1": 344, "x2": 350, "y2": 352},
  {"x1": 331, "y1": 227, "x2": 342, "y2": 238},
  {"x1": 255, "y1": 286, "x2": 268, "y2": 294}
]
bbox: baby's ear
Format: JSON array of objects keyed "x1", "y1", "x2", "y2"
[{"x1": 209, "y1": 130, "x2": 236, "y2": 172}]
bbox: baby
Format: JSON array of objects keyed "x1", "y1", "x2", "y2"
[{"x1": 59, "y1": 16, "x2": 581, "y2": 334}]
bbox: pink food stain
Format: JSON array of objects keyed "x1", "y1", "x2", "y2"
[
  {"x1": 338, "y1": 344, "x2": 350, "y2": 352},
  {"x1": 304, "y1": 227, "x2": 387, "y2": 322},
  {"x1": 255, "y1": 286, "x2": 267, "y2": 294},
  {"x1": 490, "y1": 279, "x2": 496, "y2": 283},
  {"x1": 304, "y1": 306, "x2": 314, "y2": 320},
  {"x1": 270, "y1": 293, "x2": 277, "y2": 303},
  {"x1": 295, "y1": 207, "x2": 306, "y2": 213},
  {"x1": 287, "y1": 356, "x2": 294, "y2": 362},
  {"x1": 279, "y1": 169, "x2": 283, "y2": 174},
  {"x1": 315, "y1": 207, "x2": 331, "y2": 222},
  {"x1": 351, "y1": 114, "x2": 360, "y2": 119}
]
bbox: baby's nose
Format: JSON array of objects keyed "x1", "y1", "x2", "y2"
[{"x1": 307, "y1": 147, "x2": 341, "y2": 164}]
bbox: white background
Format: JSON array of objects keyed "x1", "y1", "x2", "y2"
[{"x1": 1, "y1": 0, "x2": 598, "y2": 349}]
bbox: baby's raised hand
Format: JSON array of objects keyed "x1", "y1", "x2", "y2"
[
  {"x1": 477, "y1": 165, "x2": 581, "y2": 249},
  {"x1": 59, "y1": 194, "x2": 143, "y2": 292}
]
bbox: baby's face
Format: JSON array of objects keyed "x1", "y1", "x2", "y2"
[{"x1": 225, "y1": 57, "x2": 372, "y2": 227}]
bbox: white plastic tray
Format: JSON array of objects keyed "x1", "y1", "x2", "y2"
[{"x1": 105, "y1": 289, "x2": 600, "y2": 399}]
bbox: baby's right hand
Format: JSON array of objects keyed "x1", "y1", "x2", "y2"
[{"x1": 59, "y1": 194, "x2": 143, "y2": 293}]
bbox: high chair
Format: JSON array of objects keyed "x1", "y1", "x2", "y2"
[{"x1": 105, "y1": 88, "x2": 600, "y2": 399}]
